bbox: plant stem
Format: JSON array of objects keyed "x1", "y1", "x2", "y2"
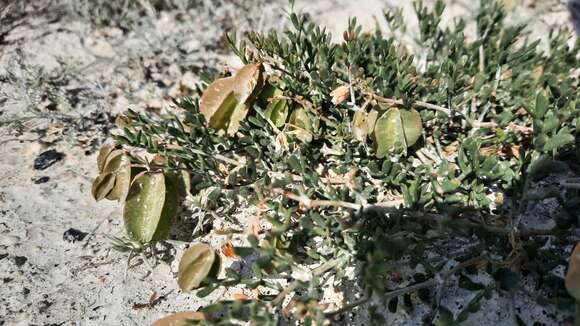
[
  {"x1": 270, "y1": 257, "x2": 344, "y2": 307},
  {"x1": 324, "y1": 256, "x2": 487, "y2": 317},
  {"x1": 369, "y1": 93, "x2": 497, "y2": 129}
]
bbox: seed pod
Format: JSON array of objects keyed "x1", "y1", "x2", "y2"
[
  {"x1": 151, "y1": 171, "x2": 180, "y2": 241},
  {"x1": 91, "y1": 173, "x2": 116, "y2": 201},
  {"x1": 352, "y1": 110, "x2": 368, "y2": 141},
  {"x1": 373, "y1": 107, "x2": 422, "y2": 158},
  {"x1": 264, "y1": 98, "x2": 290, "y2": 128},
  {"x1": 123, "y1": 172, "x2": 167, "y2": 243},
  {"x1": 102, "y1": 153, "x2": 132, "y2": 202},
  {"x1": 152, "y1": 311, "x2": 205, "y2": 326},
  {"x1": 177, "y1": 243, "x2": 219, "y2": 292},
  {"x1": 287, "y1": 107, "x2": 314, "y2": 143},
  {"x1": 96, "y1": 144, "x2": 116, "y2": 173},
  {"x1": 165, "y1": 170, "x2": 191, "y2": 199},
  {"x1": 200, "y1": 63, "x2": 264, "y2": 136}
]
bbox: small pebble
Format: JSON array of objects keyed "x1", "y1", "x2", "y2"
[
  {"x1": 33, "y1": 176, "x2": 50, "y2": 184},
  {"x1": 63, "y1": 228, "x2": 88, "y2": 243},
  {"x1": 34, "y1": 149, "x2": 64, "y2": 170},
  {"x1": 14, "y1": 256, "x2": 27, "y2": 266}
]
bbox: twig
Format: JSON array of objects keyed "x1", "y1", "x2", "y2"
[
  {"x1": 275, "y1": 190, "x2": 564, "y2": 238},
  {"x1": 270, "y1": 257, "x2": 344, "y2": 307},
  {"x1": 324, "y1": 256, "x2": 488, "y2": 317},
  {"x1": 368, "y1": 93, "x2": 497, "y2": 129}
]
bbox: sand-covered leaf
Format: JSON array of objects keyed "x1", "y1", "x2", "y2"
[
  {"x1": 123, "y1": 172, "x2": 166, "y2": 243},
  {"x1": 152, "y1": 311, "x2": 205, "y2": 326},
  {"x1": 566, "y1": 242, "x2": 580, "y2": 301},
  {"x1": 178, "y1": 243, "x2": 217, "y2": 292},
  {"x1": 91, "y1": 173, "x2": 116, "y2": 201}
]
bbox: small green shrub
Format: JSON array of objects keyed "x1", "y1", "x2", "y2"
[{"x1": 93, "y1": 0, "x2": 579, "y2": 324}]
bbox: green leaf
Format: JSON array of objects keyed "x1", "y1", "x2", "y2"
[
  {"x1": 123, "y1": 172, "x2": 167, "y2": 243},
  {"x1": 543, "y1": 129, "x2": 574, "y2": 152},
  {"x1": 534, "y1": 90, "x2": 549, "y2": 119},
  {"x1": 178, "y1": 243, "x2": 217, "y2": 292}
]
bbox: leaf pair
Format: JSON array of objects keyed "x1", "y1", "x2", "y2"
[
  {"x1": 124, "y1": 171, "x2": 189, "y2": 243},
  {"x1": 200, "y1": 63, "x2": 264, "y2": 136},
  {"x1": 92, "y1": 144, "x2": 131, "y2": 202},
  {"x1": 353, "y1": 105, "x2": 422, "y2": 157},
  {"x1": 177, "y1": 243, "x2": 220, "y2": 292}
]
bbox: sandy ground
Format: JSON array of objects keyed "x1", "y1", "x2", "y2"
[{"x1": 0, "y1": 0, "x2": 575, "y2": 325}]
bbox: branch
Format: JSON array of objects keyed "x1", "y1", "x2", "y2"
[
  {"x1": 324, "y1": 256, "x2": 488, "y2": 318},
  {"x1": 275, "y1": 190, "x2": 564, "y2": 238},
  {"x1": 270, "y1": 257, "x2": 344, "y2": 307},
  {"x1": 368, "y1": 93, "x2": 497, "y2": 129}
]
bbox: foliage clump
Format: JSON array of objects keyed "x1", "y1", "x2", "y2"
[{"x1": 93, "y1": 0, "x2": 579, "y2": 324}]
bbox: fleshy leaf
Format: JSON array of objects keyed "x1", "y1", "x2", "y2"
[
  {"x1": 92, "y1": 173, "x2": 116, "y2": 201},
  {"x1": 177, "y1": 243, "x2": 217, "y2": 292},
  {"x1": 123, "y1": 172, "x2": 166, "y2": 243}
]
